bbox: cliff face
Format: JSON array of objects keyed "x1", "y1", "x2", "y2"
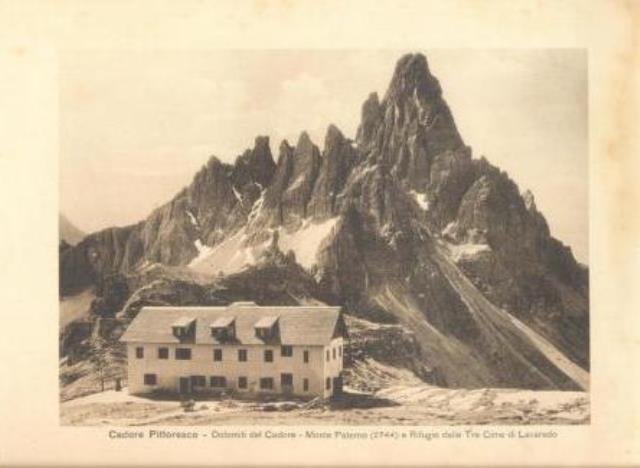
[
  {"x1": 60, "y1": 53, "x2": 589, "y2": 390},
  {"x1": 60, "y1": 137, "x2": 276, "y2": 294}
]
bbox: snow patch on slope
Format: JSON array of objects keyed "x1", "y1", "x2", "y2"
[
  {"x1": 232, "y1": 186, "x2": 243, "y2": 205},
  {"x1": 360, "y1": 163, "x2": 378, "y2": 178},
  {"x1": 135, "y1": 259, "x2": 162, "y2": 274},
  {"x1": 186, "y1": 210, "x2": 198, "y2": 227},
  {"x1": 189, "y1": 229, "x2": 258, "y2": 275},
  {"x1": 442, "y1": 221, "x2": 458, "y2": 238},
  {"x1": 447, "y1": 242, "x2": 491, "y2": 262},
  {"x1": 409, "y1": 190, "x2": 429, "y2": 210},
  {"x1": 188, "y1": 217, "x2": 338, "y2": 275},
  {"x1": 247, "y1": 189, "x2": 265, "y2": 224},
  {"x1": 287, "y1": 175, "x2": 306, "y2": 192},
  {"x1": 194, "y1": 239, "x2": 213, "y2": 256},
  {"x1": 277, "y1": 217, "x2": 339, "y2": 269}
]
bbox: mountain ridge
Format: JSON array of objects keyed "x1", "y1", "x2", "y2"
[{"x1": 60, "y1": 52, "x2": 589, "y2": 390}]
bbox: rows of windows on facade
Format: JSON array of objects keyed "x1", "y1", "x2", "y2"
[
  {"x1": 134, "y1": 345, "x2": 343, "y2": 362},
  {"x1": 142, "y1": 374, "x2": 318, "y2": 392},
  {"x1": 135, "y1": 344, "x2": 343, "y2": 391}
]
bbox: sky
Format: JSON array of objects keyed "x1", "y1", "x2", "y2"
[{"x1": 60, "y1": 49, "x2": 588, "y2": 263}]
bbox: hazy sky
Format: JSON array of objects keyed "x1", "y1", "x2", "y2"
[{"x1": 60, "y1": 49, "x2": 587, "y2": 262}]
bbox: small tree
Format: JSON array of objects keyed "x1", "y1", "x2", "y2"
[
  {"x1": 89, "y1": 338, "x2": 109, "y2": 392},
  {"x1": 90, "y1": 337, "x2": 126, "y2": 392}
]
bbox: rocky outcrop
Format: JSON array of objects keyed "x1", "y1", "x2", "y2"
[
  {"x1": 344, "y1": 315, "x2": 444, "y2": 387},
  {"x1": 231, "y1": 136, "x2": 276, "y2": 189},
  {"x1": 256, "y1": 132, "x2": 323, "y2": 228},
  {"x1": 307, "y1": 125, "x2": 358, "y2": 219},
  {"x1": 60, "y1": 224, "x2": 141, "y2": 295}
]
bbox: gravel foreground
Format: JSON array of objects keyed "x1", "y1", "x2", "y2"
[{"x1": 60, "y1": 385, "x2": 589, "y2": 426}]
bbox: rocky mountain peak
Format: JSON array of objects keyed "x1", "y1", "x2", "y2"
[
  {"x1": 384, "y1": 53, "x2": 442, "y2": 103},
  {"x1": 191, "y1": 155, "x2": 233, "y2": 196},
  {"x1": 252, "y1": 133, "x2": 323, "y2": 228},
  {"x1": 253, "y1": 135, "x2": 270, "y2": 152},
  {"x1": 356, "y1": 53, "x2": 464, "y2": 190},
  {"x1": 232, "y1": 135, "x2": 276, "y2": 189},
  {"x1": 204, "y1": 154, "x2": 224, "y2": 169},
  {"x1": 307, "y1": 124, "x2": 358, "y2": 219},
  {"x1": 356, "y1": 92, "x2": 383, "y2": 148},
  {"x1": 325, "y1": 123, "x2": 345, "y2": 148},
  {"x1": 248, "y1": 135, "x2": 275, "y2": 170},
  {"x1": 294, "y1": 131, "x2": 317, "y2": 156},
  {"x1": 279, "y1": 139, "x2": 293, "y2": 155}
]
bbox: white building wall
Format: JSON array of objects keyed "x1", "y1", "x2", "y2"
[
  {"x1": 126, "y1": 342, "x2": 330, "y2": 398},
  {"x1": 322, "y1": 337, "x2": 345, "y2": 398}
]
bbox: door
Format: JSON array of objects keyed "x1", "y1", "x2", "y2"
[
  {"x1": 332, "y1": 375, "x2": 343, "y2": 395},
  {"x1": 179, "y1": 377, "x2": 191, "y2": 395},
  {"x1": 280, "y1": 373, "x2": 293, "y2": 395}
]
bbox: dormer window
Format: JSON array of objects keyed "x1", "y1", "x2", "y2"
[
  {"x1": 254, "y1": 316, "x2": 279, "y2": 341},
  {"x1": 210, "y1": 316, "x2": 236, "y2": 342},
  {"x1": 172, "y1": 326, "x2": 187, "y2": 338},
  {"x1": 171, "y1": 317, "x2": 195, "y2": 342}
]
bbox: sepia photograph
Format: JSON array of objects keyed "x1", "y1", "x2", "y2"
[
  {"x1": 58, "y1": 49, "x2": 590, "y2": 426},
  {"x1": 1, "y1": 1, "x2": 638, "y2": 466}
]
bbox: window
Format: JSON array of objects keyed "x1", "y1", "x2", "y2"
[
  {"x1": 175, "y1": 348, "x2": 191, "y2": 360},
  {"x1": 326, "y1": 377, "x2": 331, "y2": 390},
  {"x1": 135, "y1": 347, "x2": 144, "y2": 359},
  {"x1": 213, "y1": 349, "x2": 222, "y2": 361},
  {"x1": 303, "y1": 378, "x2": 309, "y2": 392},
  {"x1": 281, "y1": 345, "x2": 293, "y2": 357},
  {"x1": 212, "y1": 325, "x2": 235, "y2": 342},
  {"x1": 191, "y1": 375, "x2": 206, "y2": 387},
  {"x1": 264, "y1": 349, "x2": 273, "y2": 363},
  {"x1": 143, "y1": 373, "x2": 157, "y2": 385},
  {"x1": 255, "y1": 327, "x2": 277, "y2": 341},
  {"x1": 339, "y1": 346, "x2": 342, "y2": 357},
  {"x1": 238, "y1": 349, "x2": 247, "y2": 362},
  {"x1": 260, "y1": 377, "x2": 274, "y2": 390},
  {"x1": 303, "y1": 350, "x2": 309, "y2": 364},
  {"x1": 326, "y1": 350, "x2": 330, "y2": 362},
  {"x1": 333, "y1": 348, "x2": 336, "y2": 360},
  {"x1": 238, "y1": 376, "x2": 248, "y2": 389},
  {"x1": 172, "y1": 326, "x2": 187, "y2": 339},
  {"x1": 281, "y1": 373, "x2": 293, "y2": 386},
  {"x1": 158, "y1": 347, "x2": 168, "y2": 359},
  {"x1": 210, "y1": 376, "x2": 226, "y2": 388}
]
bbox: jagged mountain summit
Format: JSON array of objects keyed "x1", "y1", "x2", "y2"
[{"x1": 60, "y1": 53, "x2": 589, "y2": 391}]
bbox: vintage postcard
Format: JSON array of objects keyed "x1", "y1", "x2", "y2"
[
  {"x1": 1, "y1": 1, "x2": 638, "y2": 466},
  {"x1": 59, "y1": 48, "x2": 590, "y2": 424}
]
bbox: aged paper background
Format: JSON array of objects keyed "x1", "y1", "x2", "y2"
[{"x1": 0, "y1": 0, "x2": 638, "y2": 466}]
